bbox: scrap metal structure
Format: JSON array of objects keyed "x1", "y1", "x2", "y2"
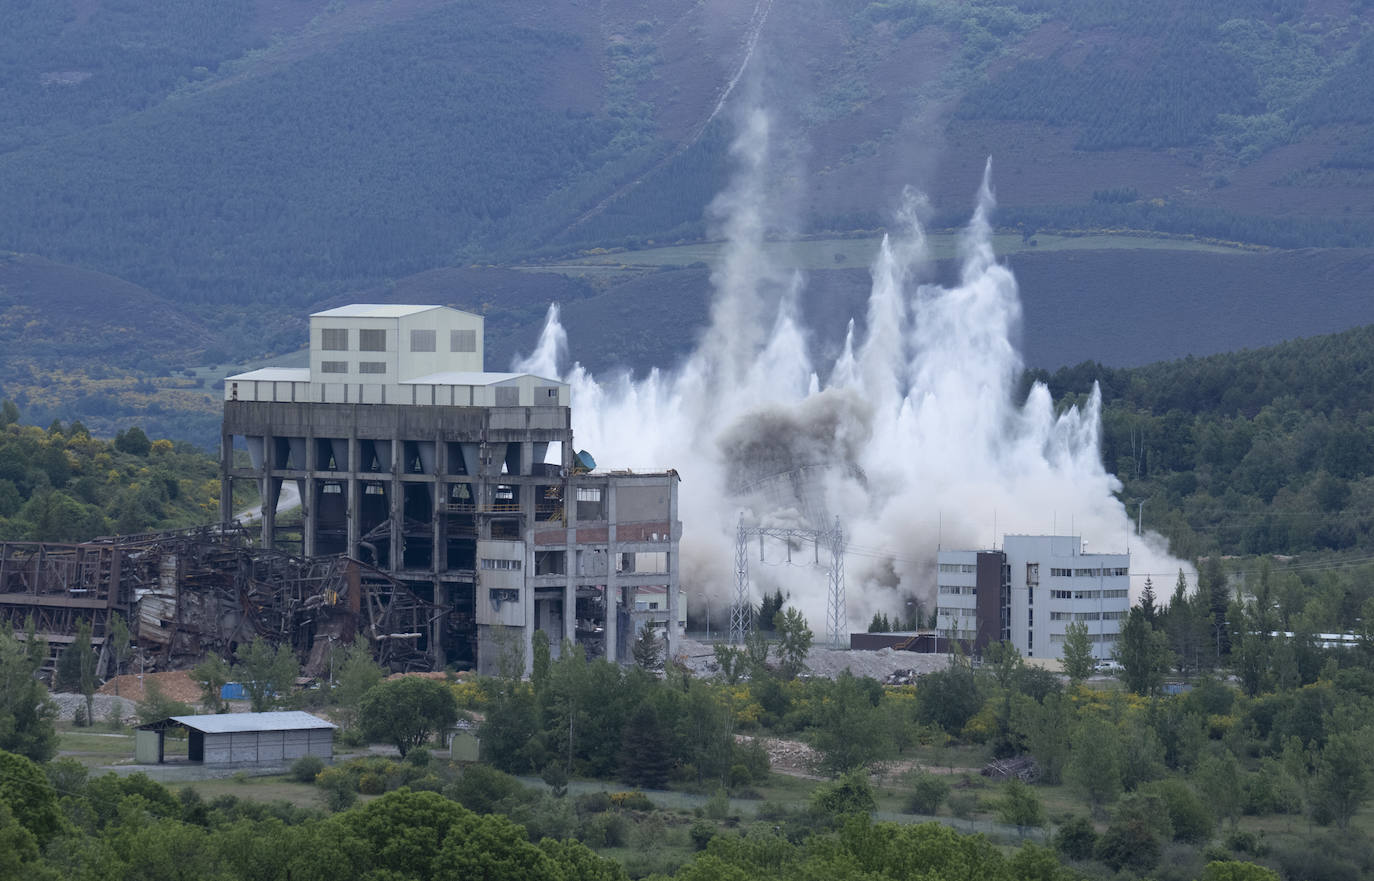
[{"x1": 0, "y1": 526, "x2": 435, "y2": 678}]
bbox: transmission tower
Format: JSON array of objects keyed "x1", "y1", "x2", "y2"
[
  {"x1": 825, "y1": 517, "x2": 846, "y2": 647},
  {"x1": 730, "y1": 513, "x2": 752, "y2": 644},
  {"x1": 730, "y1": 514, "x2": 846, "y2": 647}
]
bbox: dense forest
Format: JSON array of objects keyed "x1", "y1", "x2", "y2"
[
  {"x1": 0, "y1": 403, "x2": 229, "y2": 541},
  {"x1": 1026, "y1": 324, "x2": 1374, "y2": 559}
]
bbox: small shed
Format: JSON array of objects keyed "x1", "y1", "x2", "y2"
[
  {"x1": 446, "y1": 718, "x2": 480, "y2": 762},
  {"x1": 135, "y1": 711, "x2": 336, "y2": 766}
]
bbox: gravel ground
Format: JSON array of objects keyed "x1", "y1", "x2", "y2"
[
  {"x1": 50, "y1": 692, "x2": 140, "y2": 724},
  {"x1": 676, "y1": 637, "x2": 950, "y2": 682}
]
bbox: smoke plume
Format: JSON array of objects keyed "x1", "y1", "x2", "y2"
[{"x1": 517, "y1": 108, "x2": 1191, "y2": 629}]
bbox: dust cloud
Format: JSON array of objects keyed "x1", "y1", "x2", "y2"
[{"x1": 516, "y1": 108, "x2": 1190, "y2": 629}]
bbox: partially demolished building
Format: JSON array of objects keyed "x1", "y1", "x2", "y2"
[{"x1": 221, "y1": 305, "x2": 682, "y2": 673}]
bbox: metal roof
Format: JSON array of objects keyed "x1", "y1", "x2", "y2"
[
  {"x1": 225, "y1": 368, "x2": 311, "y2": 382},
  {"x1": 403, "y1": 371, "x2": 563, "y2": 387},
  {"x1": 144, "y1": 711, "x2": 336, "y2": 734},
  {"x1": 311, "y1": 304, "x2": 444, "y2": 318}
]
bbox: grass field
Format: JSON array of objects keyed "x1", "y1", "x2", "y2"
[{"x1": 521, "y1": 232, "x2": 1255, "y2": 278}]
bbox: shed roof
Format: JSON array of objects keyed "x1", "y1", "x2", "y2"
[
  {"x1": 139, "y1": 711, "x2": 336, "y2": 734},
  {"x1": 403, "y1": 371, "x2": 563, "y2": 387},
  {"x1": 311, "y1": 304, "x2": 443, "y2": 318}
]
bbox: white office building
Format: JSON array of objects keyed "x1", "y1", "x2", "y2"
[{"x1": 936, "y1": 535, "x2": 1130, "y2": 661}]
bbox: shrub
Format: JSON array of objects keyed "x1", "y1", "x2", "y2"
[
  {"x1": 1054, "y1": 815, "x2": 1097, "y2": 861},
  {"x1": 357, "y1": 772, "x2": 386, "y2": 795},
  {"x1": 690, "y1": 819, "x2": 716, "y2": 850},
  {"x1": 810, "y1": 772, "x2": 876, "y2": 817},
  {"x1": 290, "y1": 755, "x2": 325, "y2": 784},
  {"x1": 904, "y1": 770, "x2": 950, "y2": 815}
]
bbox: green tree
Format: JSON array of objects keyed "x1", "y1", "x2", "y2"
[
  {"x1": 333, "y1": 641, "x2": 385, "y2": 734},
  {"x1": 190, "y1": 652, "x2": 231, "y2": 714},
  {"x1": 359, "y1": 676, "x2": 459, "y2": 757},
  {"x1": 234, "y1": 637, "x2": 298, "y2": 712},
  {"x1": 0, "y1": 750, "x2": 64, "y2": 846},
  {"x1": 902, "y1": 769, "x2": 950, "y2": 815},
  {"x1": 1200, "y1": 861, "x2": 1280, "y2": 881},
  {"x1": 712, "y1": 643, "x2": 748, "y2": 684},
  {"x1": 1196, "y1": 752, "x2": 1245, "y2": 830},
  {"x1": 135, "y1": 679, "x2": 193, "y2": 725},
  {"x1": 1115, "y1": 606, "x2": 1172, "y2": 696},
  {"x1": 1061, "y1": 621, "x2": 1095, "y2": 683},
  {"x1": 773, "y1": 606, "x2": 813, "y2": 680},
  {"x1": 0, "y1": 626, "x2": 57, "y2": 762},
  {"x1": 996, "y1": 778, "x2": 1045, "y2": 834},
  {"x1": 1013, "y1": 691, "x2": 1072, "y2": 784},
  {"x1": 810, "y1": 671, "x2": 890, "y2": 776},
  {"x1": 108, "y1": 613, "x2": 132, "y2": 684},
  {"x1": 915, "y1": 660, "x2": 983, "y2": 735},
  {"x1": 531, "y1": 629, "x2": 552, "y2": 694},
  {"x1": 811, "y1": 771, "x2": 877, "y2": 817},
  {"x1": 631, "y1": 625, "x2": 663, "y2": 673},
  {"x1": 1067, "y1": 717, "x2": 1122, "y2": 814},
  {"x1": 55, "y1": 619, "x2": 99, "y2": 726},
  {"x1": 619, "y1": 702, "x2": 671, "y2": 789},
  {"x1": 1311, "y1": 729, "x2": 1371, "y2": 829}
]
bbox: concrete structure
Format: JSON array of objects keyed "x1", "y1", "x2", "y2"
[
  {"x1": 135, "y1": 711, "x2": 335, "y2": 766},
  {"x1": 937, "y1": 535, "x2": 1129, "y2": 660},
  {"x1": 222, "y1": 305, "x2": 681, "y2": 673}
]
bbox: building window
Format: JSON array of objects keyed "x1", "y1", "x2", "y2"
[
  {"x1": 1050, "y1": 568, "x2": 1072, "y2": 577},
  {"x1": 451, "y1": 329, "x2": 477, "y2": 353},
  {"x1": 537, "y1": 386, "x2": 560, "y2": 401},
  {"x1": 321, "y1": 328, "x2": 348, "y2": 350},
  {"x1": 410, "y1": 329, "x2": 436, "y2": 352},
  {"x1": 576, "y1": 487, "x2": 602, "y2": 502},
  {"x1": 320, "y1": 361, "x2": 348, "y2": 374},
  {"x1": 1102, "y1": 610, "x2": 1126, "y2": 620},
  {"x1": 1050, "y1": 611, "x2": 1070, "y2": 621},
  {"x1": 481, "y1": 558, "x2": 522, "y2": 571},
  {"x1": 1102, "y1": 589, "x2": 1129, "y2": 599},
  {"x1": 358, "y1": 362, "x2": 386, "y2": 374},
  {"x1": 1050, "y1": 590, "x2": 1072, "y2": 600},
  {"x1": 359, "y1": 329, "x2": 387, "y2": 352}
]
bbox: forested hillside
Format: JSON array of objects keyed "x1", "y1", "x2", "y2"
[{"x1": 1032, "y1": 325, "x2": 1374, "y2": 559}]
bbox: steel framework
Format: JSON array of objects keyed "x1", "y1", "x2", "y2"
[{"x1": 730, "y1": 514, "x2": 846, "y2": 647}]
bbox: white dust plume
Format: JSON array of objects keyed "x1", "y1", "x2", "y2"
[{"x1": 516, "y1": 108, "x2": 1190, "y2": 629}]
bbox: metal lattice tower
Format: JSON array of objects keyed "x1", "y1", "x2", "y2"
[
  {"x1": 825, "y1": 517, "x2": 846, "y2": 648},
  {"x1": 731, "y1": 514, "x2": 846, "y2": 647},
  {"x1": 730, "y1": 513, "x2": 753, "y2": 645}
]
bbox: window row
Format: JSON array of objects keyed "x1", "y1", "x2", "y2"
[
  {"x1": 938, "y1": 584, "x2": 977, "y2": 595},
  {"x1": 319, "y1": 361, "x2": 387, "y2": 375},
  {"x1": 1048, "y1": 566, "x2": 1129, "y2": 578},
  {"x1": 1048, "y1": 588, "x2": 1129, "y2": 600},
  {"x1": 480, "y1": 558, "x2": 522, "y2": 571},
  {"x1": 938, "y1": 563, "x2": 976, "y2": 573},
  {"x1": 319, "y1": 328, "x2": 478, "y2": 354}
]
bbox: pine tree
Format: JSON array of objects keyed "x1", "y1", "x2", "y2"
[
  {"x1": 1139, "y1": 577, "x2": 1158, "y2": 626},
  {"x1": 619, "y1": 703, "x2": 671, "y2": 789}
]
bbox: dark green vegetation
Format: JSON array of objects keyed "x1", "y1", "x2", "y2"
[
  {"x1": 3, "y1": 0, "x2": 1374, "y2": 440},
  {"x1": 0, "y1": 403, "x2": 229, "y2": 542},
  {"x1": 1032, "y1": 324, "x2": 1374, "y2": 559}
]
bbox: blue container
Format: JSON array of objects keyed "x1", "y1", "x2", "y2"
[{"x1": 220, "y1": 682, "x2": 247, "y2": 701}]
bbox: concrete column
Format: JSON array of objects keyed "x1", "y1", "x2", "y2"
[
  {"x1": 345, "y1": 433, "x2": 359, "y2": 560},
  {"x1": 563, "y1": 476, "x2": 577, "y2": 647},
  {"x1": 524, "y1": 528, "x2": 536, "y2": 676},
  {"x1": 389, "y1": 431, "x2": 402, "y2": 573},
  {"x1": 667, "y1": 477, "x2": 680, "y2": 658},
  {"x1": 433, "y1": 432, "x2": 446, "y2": 574},
  {"x1": 260, "y1": 432, "x2": 275, "y2": 549},
  {"x1": 219, "y1": 429, "x2": 233, "y2": 526},
  {"x1": 303, "y1": 427, "x2": 317, "y2": 557},
  {"x1": 605, "y1": 484, "x2": 618, "y2": 663}
]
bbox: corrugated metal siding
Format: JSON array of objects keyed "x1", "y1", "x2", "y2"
[
  {"x1": 204, "y1": 733, "x2": 232, "y2": 764},
  {"x1": 231, "y1": 732, "x2": 258, "y2": 763},
  {"x1": 308, "y1": 729, "x2": 333, "y2": 760},
  {"x1": 284, "y1": 730, "x2": 309, "y2": 760},
  {"x1": 257, "y1": 731, "x2": 285, "y2": 763}
]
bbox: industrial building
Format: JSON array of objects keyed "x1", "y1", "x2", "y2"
[
  {"x1": 221, "y1": 305, "x2": 681, "y2": 673},
  {"x1": 135, "y1": 711, "x2": 335, "y2": 766},
  {"x1": 936, "y1": 535, "x2": 1130, "y2": 660}
]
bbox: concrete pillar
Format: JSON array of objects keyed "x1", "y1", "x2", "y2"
[
  {"x1": 563, "y1": 475, "x2": 577, "y2": 647},
  {"x1": 260, "y1": 432, "x2": 275, "y2": 549},
  {"x1": 666, "y1": 477, "x2": 680, "y2": 658},
  {"x1": 605, "y1": 484, "x2": 618, "y2": 663},
  {"x1": 524, "y1": 528, "x2": 536, "y2": 676},
  {"x1": 345, "y1": 433, "x2": 359, "y2": 560},
  {"x1": 303, "y1": 427, "x2": 317, "y2": 557},
  {"x1": 389, "y1": 429, "x2": 402, "y2": 572},
  {"x1": 219, "y1": 429, "x2": 233, "y2": 526}
]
